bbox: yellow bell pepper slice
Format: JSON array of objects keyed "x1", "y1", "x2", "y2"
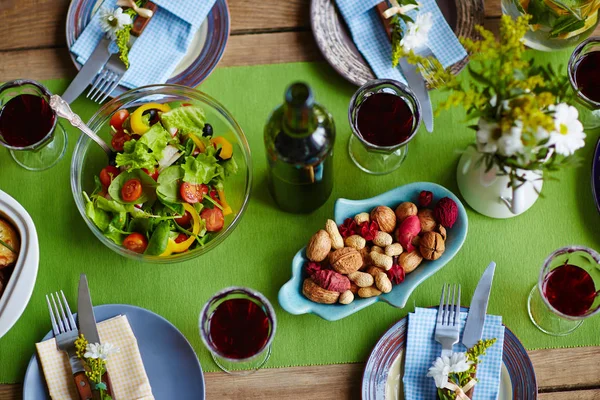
[
  {"x1": 217, "y1": 189, "x2": 233, "y2": 216},
  {"x1": 210, "y1": 137, "x2": 233, "y2": 159},
  {"x1": 188, "y1": 133, "x2": 206, "y2": 153},
  {"x1": 160, "y1": 203, "x2": 201, "y2": 256},
  {"x1": 130, "y1": 103, "x2": 171, "y2": 135}
]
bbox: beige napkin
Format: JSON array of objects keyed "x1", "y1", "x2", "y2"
[{"x1": 35, "y1": 315, "x2": 154, "y2": 400}]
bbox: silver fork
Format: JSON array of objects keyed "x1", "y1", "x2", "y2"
[
  {"x1": 434, "y1": 283, "x2": 461, "y2": 357},
  {"x1": 46, "y1": 291, "x2": 93, "y2": 399},
  {"x1": 86, "y1": 52, "x2": 127, "y2": 104},
  {"x1": 415, "y1": 46, "x2": 448, "y2": 89}
]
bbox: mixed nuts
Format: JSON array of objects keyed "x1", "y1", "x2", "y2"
[{"x1": 301, "y1": 192, "x2": 459, "y2": 305}]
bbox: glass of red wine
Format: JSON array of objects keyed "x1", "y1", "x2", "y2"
[
  {"x1": 0, "y1": 79, "x2": 67, "y2": 171},
  {"x1": 199, "y1": 287, "x2": 277, "y2": 374},
  {"x1": 348, "y1": 79, "x2": 422, "y2": 175},
  {"x1": 528, "y1": 246, "x2": 600, "y2": 336},
  {"x1": 568, "y1": 37, "x2": 600, "y2": 132}
]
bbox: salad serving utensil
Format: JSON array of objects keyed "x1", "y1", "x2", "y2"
[
  {"x1": 45, "y1": 291, "x2": 93, "y2": 400},
  {"x1": 49, "y1": 94, "x2": 116, "y2": 165},
  {"x1": 434, "y1": 283, "x2": 461, "y2": 357}
]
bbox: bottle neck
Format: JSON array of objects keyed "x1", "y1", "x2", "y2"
[{"x1": 282, "y1": 83, "x2": 316, "y2": 136}]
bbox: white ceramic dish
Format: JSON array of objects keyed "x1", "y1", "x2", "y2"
[{"x1": 0, "y1": 190, "x2": 39, "y2": 339}]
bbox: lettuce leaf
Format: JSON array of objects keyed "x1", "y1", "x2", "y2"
[
  {"x1": 108, "y1": 169, "x2": 158, "y2": 205},
  {"x1": 116, "y1": 123, "x2": 171, "y2": 171},
  {"x1": 83, "y1": 192, "x2": 110, "y2": 231},
  {"x1": 156, "y1": 165, "x2": 184, "y2": 204},
  {"x1": 161, "y1": 106, "x2": 206, "y2": 136},
  {"x1": 181, "y1": 154, "x2": 223, "y2": 185}
]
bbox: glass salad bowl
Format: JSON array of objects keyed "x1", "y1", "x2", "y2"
[{"x1": 71, "y1": 85, "x2": 252, "y2": 263}]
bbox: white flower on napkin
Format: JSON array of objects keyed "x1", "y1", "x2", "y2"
[
  {"x1": 427, "y1": 352, "x2": 473, "y2": 389},
  {"x1": 84, "y1": 342, "x2": 120, "y2": 360},
  {"x1": 547, "y1": 103, "x2": 586, "y2": 156},
  {"x1": 99, "y1": 7, "x2": 132, "y2": 40},
  {"x1": 400, "y1": 12, "x2": 433, "y2": 51}
]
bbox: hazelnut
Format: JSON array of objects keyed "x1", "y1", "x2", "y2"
[
  {"x1": 339, "y1": 290, "x2": 354, "y2": 305},
  {"x1": 370, "y1": 206, "x2": 396, "y2": 233},
  {"x1": 437, "y1": 225, "x2": 447, "y2": 241},
  {"x1": 420, "y1": 232, "x2": 445, "y2": 260},
  {"x1": 306, "y1": 230, "x2": 331, "y2": 262},
  {"x1": 330, "y1": 247, "x2": 363, "y2": 274},
  {"x1": 302, "y1": 278, "x2": 340, "y2": 304},
  {"x1": 349, "y1": 282, "x2": 359, "y2": 294},
  {"x1": 395, "y1": 202, "x2": 418, "y2": 222},
  {"x1": 399, "y1": 250, "x2": 423, "y2": 273},
  {"x1": 417, "y1": 209, "x2": 437, "y2": 233}
]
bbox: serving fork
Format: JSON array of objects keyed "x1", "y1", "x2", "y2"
[
  {"x1": 46, "y1": 291, "x2": 93, "y2": 400},
  {"x1": 434, "y1": 283, "x2": 461, "y2": 357}
]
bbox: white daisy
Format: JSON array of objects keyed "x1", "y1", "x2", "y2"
[
  {"x1": 497, "y1": 121, "x2": 525, "y2": 157},
  {"x1": 99, "y1": 7, "x2": 132, "y2": 40},
  {"x1": 84, "y1": 342, "x2": 119, "y2": 360},
  {"x1": 476, "y1": 118, "x2": 501, "y2": 154},
  {"x1": 400, "y1": 12, "x2": 433, "y2": 51},
  {"x1": 427, "y1": 352, "x2": 473, "y2": 389},
  {"x1": 548, "y1": 103, "x2": 586, "y2": 156}
]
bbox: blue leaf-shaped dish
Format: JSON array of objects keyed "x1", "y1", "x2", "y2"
[{"x1": 278, "y1": 182, "x2": 468, "y2": 321}]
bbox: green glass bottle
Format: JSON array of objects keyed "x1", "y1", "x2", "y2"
[{"x1": 264, "y1": 82, "x2": 335, "y2": 213}]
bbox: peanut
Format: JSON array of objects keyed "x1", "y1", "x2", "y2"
[
  {"x1": 366, "y1": 266, "x2": 385, "y2": 277},
  {"x1": 370, "y1": 251, "x2": 393, "y2": 271},
  {"x1": 354, "y1": 212, "x2": 370, "y2": 225},
  {"x1": 339, "y1": 290, "x2": 354, "y2": 305},
  {"x1": 385, "y1": 243, "x2": 404, "y2": 257},
  {"x1": 348, "y1": 271, "x2": 375, "y2": 287},
  {"x1": 358, "y1": 286, "x2": 382, "y2": 298},
  {"x1": 373, "y1": 231, "x2": 393, "y2": 247},
  {"x1": 371, "y1": 246, "x2": 384, "y2": 254},
  {"x1": 375, "y1": 272, "x2": 392, "y2": 293},
  {"x1": 325, "y1": 219, "x2": 344, "y2": 250},
  {"x1": 345, "y1": 234, "x2": 366, "y2": 250}
]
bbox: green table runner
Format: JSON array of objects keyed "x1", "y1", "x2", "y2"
[{"x1": 1, "y1": 50, "x2": 599, "y2": 383}]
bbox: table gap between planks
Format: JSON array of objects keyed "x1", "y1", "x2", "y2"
[{"x1": 1, "y1": 0, "x2": 599, "y2": 399}]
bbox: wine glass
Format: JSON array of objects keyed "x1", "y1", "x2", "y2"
[
  {"x1": 347, "y1": 79, "x2": 422, "y2": 175},
  {"x1": 568, "y1": 37, "x2": 600, "y2": 132},
  {"x1": 528, "y1": 246, "x2": 600, "y2": 336},
  {"x1": 0, "y1": 79, "x2": 67, "y2": 171},
  {"x1": 199, "y1": 287, "x2": 276, "y2": 375}
]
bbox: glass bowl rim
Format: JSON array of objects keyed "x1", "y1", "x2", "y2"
[
  {"x1": 70, "y1": 84, "x2": 253, "y2": 264},
  {"x1": 538, "y1": 245, "x2": 600, "y2": 320}
]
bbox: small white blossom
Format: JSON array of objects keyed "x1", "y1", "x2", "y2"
[
  {"x1": 84, "y1": 342, "x2": 120, "y2": 360},
  {"x1": 400, "y1": 12, "x2": 433, "y2": 51},
  {"x1": 548, "y1": 103, "x2": 585, "y2": 156},
  {"x1": 476, "y1": 118, "x2": 501, "y2": 154},
  {"x1": 99, "y1": 7, "x2": 132, "y2": 40},
  {"x1": 497, "y1": 121, "x2": 525, "y2": 157},
  {"x1": 427, "y1": 352, "x2": 474, "y2": 389}
]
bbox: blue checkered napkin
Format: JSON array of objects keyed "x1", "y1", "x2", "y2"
[
  {"x1": 335, "y1": 0, "x2": 467, "y2": 85},
  {"x1": 403, "y1": 307, "x2": 505, "y2": 400},
  {"x1": 70, "y1": 0, "x2": 217, "y2": 89}
]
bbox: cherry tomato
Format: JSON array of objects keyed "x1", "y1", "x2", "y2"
[
  {"x1": 121, "y1": 179, "x2": 143, "y2": 202},
  {"x1": 174, "y1": 233, "x2": 188, "y2": 243},
  {"x1": 182, "y1": 103, "x2": 193, "y2": 107},
  {"x1": 123, "y1": 233, "x2": 148, "y2": 253},
  {"x1": 180, "y1": 182, "x2": 208, "y2": 203},
  {"x1": 111, "y1": 132, "x2": 131, "y2": 152},
  {"x1": 175, "y1": 211, "x2": 192, "y2": 227},
  {"x1": 142, "y1": 168, "x2": 159, "y2": 181},
  {"x1": 110, "y1": 109, "x2": 130, "y2": 131},
  {"x1": 209, "y1": 189, "x2": 222, "y2": 204},
  {"x1": 99, "y1": 166, "x2": 120, "y2": 187},
  {"x1": 201, "y1": 208, "x2": 224, "y2": 232}
]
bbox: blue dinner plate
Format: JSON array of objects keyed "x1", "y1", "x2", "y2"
[
  {"x1": 362, "y1": 307, "x2": 537, "y2": 399},
  {"x1": 23, "y1": 304, "x2": 205, "y2": 400}
]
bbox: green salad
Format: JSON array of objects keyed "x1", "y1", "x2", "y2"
[{"x1": 84, "y1": 102, "x2": 237, "y2": 256}]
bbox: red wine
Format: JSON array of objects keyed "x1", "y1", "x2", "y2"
[
  {"x1": 356, "y1": 92, "x2": 414, "y2": 147},
  {"x1": 0, "y1": 94, "x2": 55, "y2": 148},
  {"x1": 542, "y1": 264, "x2": 597, "y2": 316},
  {"x1": 209, "y1": 298, "x2": 270, "y2": 359},
  {"x1": 575, "y1": 51, "x2": 600, "y2": 103}
]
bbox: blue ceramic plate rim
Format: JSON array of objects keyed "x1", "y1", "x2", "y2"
[
  {"x1": 591, "y1": 137, "x2": 600, "y2": 214},
  {"x1": 22, "y1": 304, "x2": 205, "y2": 400},
  {"x1": 361, "y1": 306, "x2": 537, "y2": 399},
  {"x1": 65, "y1": 0, "x2": 230, "y2": 97},
  {"x1": 278, "y1": 182, "x2": 469, "y2": 321}
]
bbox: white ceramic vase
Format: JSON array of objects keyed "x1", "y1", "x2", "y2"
[{"x1": 456, "y1": 146, "x2": 543, "y2": 219}]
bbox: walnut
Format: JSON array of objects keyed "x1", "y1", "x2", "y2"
[
  {"x1": 420, "y1": 232, "x2": 445, "y2": 260},
  {"x1": 399, "y1": 250, "x2": 423, "y2": 273},
  {"x1": 330, "y1": 247, "x2": 363, "y2": 274},
  {"x1": 437, "y1": 225, "x2": 447, "y2": 241},
  {"x1": 370, "y1": 206, "x2": 396, "y2": 233},
  {"x1": 417, "y1": 209, "x2": 437, "y2": 233},
  {"x1": 395, "y1": 202, "x2": 418, "y2": 222}
]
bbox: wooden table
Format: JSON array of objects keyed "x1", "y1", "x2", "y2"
[{"x1": 1, "y1": 1, "x2": 599, "y2": 399}]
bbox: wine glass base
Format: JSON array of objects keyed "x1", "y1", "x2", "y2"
[
  {"x1": 10, "y1": 123, "x2": 67, "y2": 171},
  {"x1": 348, "y1": 135, "x2": 407, "y2": 175},
  {"x1": 211, "y1": 345, "x2": 272, "y2": 375},
  {"x1": 527, "y1": 285, "x2": 583, "y2": 336}
]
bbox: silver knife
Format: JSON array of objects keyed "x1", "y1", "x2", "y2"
[
  {"x1": 398, "y1": 55, "x2": 434, "y2": 133},
  {"x1": 62, "y1": 37, "x2": 112, "y2": 104},
  {"x1": 462, "y1": 262, "x2": 496, "y2": 349},
  {"x1": 78, "y1": 274, "x2": 101, "y2": 344}
]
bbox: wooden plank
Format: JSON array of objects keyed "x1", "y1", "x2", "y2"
[
  {"x1": 486, "y1": 0, "x2": 504, "y2": 17},
  {"x1": 0, "y1": 384, "x2": 21, "y2": 400},
  {"x1": 539, "y1": 389, "x2": 600, "y2": 400},
  {"x1": 530, "y1": 346, "x2": 600, "y2": 391}
]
